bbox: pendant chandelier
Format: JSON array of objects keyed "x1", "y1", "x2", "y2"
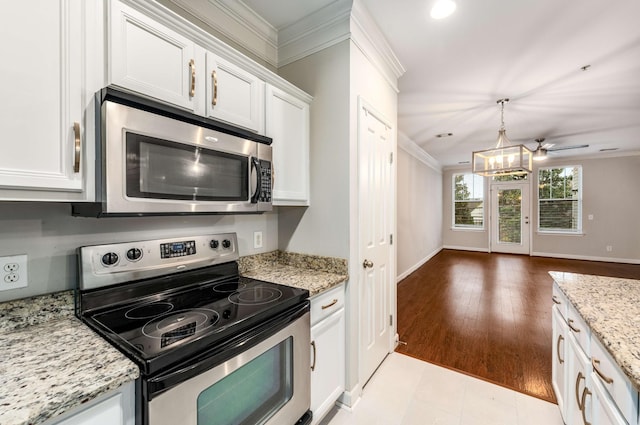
[{"x1": 472, "y1": 99, "x2": 532, "y2": 176}]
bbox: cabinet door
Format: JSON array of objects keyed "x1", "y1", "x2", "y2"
[
  {"x1": 552, "y1": 307, "x2": 567, "y2": 422},
  {"x1": 310, "y1": 308, "x2": 345, "y2": 425},
  {"x1": 0, "y1": 0, "x2": 83, "y2": 196},
  {"x1": 109, "y1": 1, "x2": 202, "y2": 112},
  {"x1": 567, "y1": 333, "x2": 592, "y2": 425},
  {"x1": 206, "y1": 52, "x2": 265, "y2": 133},
  {"x1": 54, "y1": 393, "x2": 124, "y2": 425},
  {"x1": 589, "y1": 376, "x2": 628, "y2": 425},
  {"x1": 266, "y1": 85, "x2": 310, "y2": 206}
]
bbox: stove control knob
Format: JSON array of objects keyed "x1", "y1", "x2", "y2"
[
  {"x1": 101, "y1": 252, "x2": 119, "y2": 266},
  {"x1": 222, "y1": 239, "x2": 231, "y2": 249},
  {"x1": 210, "y1": 240, "x2": 219, "y2": 249},
  {"x1": 126, "y1": 248, "x2": 142, "y2": 261}
]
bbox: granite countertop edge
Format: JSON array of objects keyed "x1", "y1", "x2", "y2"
[
  {"x1": 238, "y1": 251, "x2": 348, "y2": 296},
  {"x1": 0, "y1": 291, "x2": 140, "y2": 425},
  {"x1": 550, "y1": 271, "x2": 640, "y2": 393}
]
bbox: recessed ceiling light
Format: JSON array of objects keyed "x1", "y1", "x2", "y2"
[
  {"x1": 430, "y1": 0, "x2": 457, "y2": 19},
  {"x1": 436, "y1": 132, "x2": 453, "y2": 138}
]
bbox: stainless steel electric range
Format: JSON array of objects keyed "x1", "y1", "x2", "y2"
[{"x1": 76, "y1": 233, "x2": 312, "y2": 425}]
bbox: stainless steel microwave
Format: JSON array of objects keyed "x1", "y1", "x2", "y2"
[{"x1": 73, "y1": 87, "x2": 272, "y2": 217}]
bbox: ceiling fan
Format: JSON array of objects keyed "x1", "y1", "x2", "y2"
[{"x1": 531, "y1": 138, "x2": 589, "y2": 161}]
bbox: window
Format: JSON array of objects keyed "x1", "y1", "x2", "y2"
[
  {"x1": 453, "y1": 173, "x2": 484, "y2": 229},
  {"x1": 538, "y1": 166, "x2": 582, "y2": 232}
]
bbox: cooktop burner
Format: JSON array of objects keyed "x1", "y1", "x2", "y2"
[
  {"x1": 228, "y1": 287, "x2": 283, "y2": 305},
  {"x1": 125, "y1": 302, "x2": 174, "y2": 320}
]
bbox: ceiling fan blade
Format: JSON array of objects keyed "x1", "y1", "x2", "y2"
[{"x1": 547, "y1": 144, "x2": 589, "y2": 152}]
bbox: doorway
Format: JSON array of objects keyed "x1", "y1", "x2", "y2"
[{"x1": 490, "y1": 182, "x2": 530, "y2": 254}]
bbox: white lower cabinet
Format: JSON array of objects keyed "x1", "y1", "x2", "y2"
[
  {"x1": 310, "y1": 284, "x2": 345, "y2": 425},
  {"x1": 552, "y1": 282, "x2": 639, "y2": 425},
  {"x1": 46, "y1": 382, "x2": 135, "y2": 425}
]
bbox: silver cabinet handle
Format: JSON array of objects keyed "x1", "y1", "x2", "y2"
[
  {"x1": 189, "y1": 59, "x2": 196, "y2": 98},
  {"x1": 211, "y1": 69, "x2": 218, "y2": 106},
  {"x1": 580, "y1": 386, "x2": 592, "y2": 425},
  {"x1": 556, "y1": 335, "x2": 564, "y2": 364},
  {"x1": 592, "y1": 358, "x2": 614, "y2": 384},
  {"x1": 575, "y1": 371, "x2": 585, "y2": 409},
  {"x1": 552, "y1": 295, "x2": 561, "y2": 305},
  {"x1": 363, "y1": 259, "x2": 374, "y2": 269},
  {"x1": 568, "y1": 319, "x2": 581, "y2": 333},
  {"x1": 321, "y1": 299, "x2": 338, "y2": 310},
  {"x1": 73, "y1": 122, "x2": 81, "y2": 173},
  {"x1": 310, "y1": 341, "x2": 317, "y2": 371}
]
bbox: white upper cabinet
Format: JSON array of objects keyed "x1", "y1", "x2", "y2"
[
  {"x1": 0, "y1": 0, "x2": 92, "y2": 200},
  {"x1": 206, "y1": 53, "x2": 265, "y2": 133},
  {"x1": 266, "y1": 85, "x2": 310, "y2": 206},
  {"x1": 109, "y1": 1, "x2": 204, "y2": 113}
]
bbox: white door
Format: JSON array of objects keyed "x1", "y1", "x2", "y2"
[
  {"x1": 490, "y1": 183, "x2": 530, "y2": 254},
  {"x1": 358, "y1": 99, "x2": 394, "y2": 385}
]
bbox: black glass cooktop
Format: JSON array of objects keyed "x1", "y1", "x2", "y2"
[{"x1": 84, "y1": 274, "x2": 308, "y2": 375}]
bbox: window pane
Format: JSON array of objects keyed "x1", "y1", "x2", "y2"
[
  {"x1": 453, "y1": 173, "x2": 484, "y2": 228},
  {"x1": 498, "y1": 188, "x2": 521, "y2": 243},
  {"x1": 538, "y1": 166, "x2": 581, "y2": 231}
]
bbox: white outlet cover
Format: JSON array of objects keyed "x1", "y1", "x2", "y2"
[
  {"x1": 0, "y1": 254, "x2": 28, "y2": 291},
  {"x1": 253, "y1": 231, "x2": 263, "y2": 249}
]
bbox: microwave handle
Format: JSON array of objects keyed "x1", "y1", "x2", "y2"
[{"x1": 250, "y1": 157, "x2": 261, "y2": 204}]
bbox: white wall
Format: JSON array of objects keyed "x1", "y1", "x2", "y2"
[
  {"x1": 441, "y1": 155, "x2": 640, "y2": 263},
  {"x1": 396, "y1": 136, "x2": 443, "y2": 281},
  {"x1": 277, "y1": 41, "x2": 351, "y2": 259},
  {"x1": 532, "y1": 154, "x2": 640, "y2": 262},
  {"x1": 0, "y1": 202, "x2": 277, "y2": 302}
]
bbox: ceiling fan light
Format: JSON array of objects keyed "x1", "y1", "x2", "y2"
[
  {"x1": 430, "y1": 0, "x2": 457, "y2": 19},
  {"x1": 533, "y1": 148, "x2": 547, "y2": 161}
]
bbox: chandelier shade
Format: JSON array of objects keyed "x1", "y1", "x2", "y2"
[{"x1": 472, "y1": 99, "x2": 532, "y2": 176}]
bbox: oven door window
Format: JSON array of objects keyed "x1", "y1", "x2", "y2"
[
  {"x1": 197, "y1": 337, "x2": 293, "y2": 425},
  {"x1": 126, "y1": 133, "x2": 249, "y2": 201}
]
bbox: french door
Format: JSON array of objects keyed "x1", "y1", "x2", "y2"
[{"x1": 490, "y1": 184, "x2": 530, "y2": 254}]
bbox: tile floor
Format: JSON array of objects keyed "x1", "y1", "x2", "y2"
[{"x1": 319, "y1": 353, "x2": 564, "y2": 425}]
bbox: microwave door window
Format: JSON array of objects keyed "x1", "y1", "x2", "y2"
[{"x1": 126, "y1": 133, "x2": 249, "y2": 201}]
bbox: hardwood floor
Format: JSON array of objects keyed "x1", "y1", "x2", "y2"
[{"x1": 395, "y1": 250, "x2": 640, "y2": 403}]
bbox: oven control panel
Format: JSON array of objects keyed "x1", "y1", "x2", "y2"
[
  {"x1": 160, "y1": 240, "x2": 196, "y2": 258},
  {"x1": 79, "y1": 233, "x2": 239, "y2": 290}
]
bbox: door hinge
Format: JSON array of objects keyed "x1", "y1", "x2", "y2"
[
  {"x1": 389, "y1": 152, "x2": 393, "y2": 164},
  {"x1": 390, "y1": 234, "x2": 393, "y2": 245},
  {"x1": 389, "y1": 315, "x2": 393, "y2": 326}
]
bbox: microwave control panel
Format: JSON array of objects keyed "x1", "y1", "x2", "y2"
[{"x1": 259, "y1": 160, "x2": 272, "y2": 202}]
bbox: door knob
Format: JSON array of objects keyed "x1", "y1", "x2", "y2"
[{"x1": 363, "y1": 259, "x2": 374, "y2": 269}]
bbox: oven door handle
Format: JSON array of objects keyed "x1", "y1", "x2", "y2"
[{"x1": 146, "y1": 301, "x2": 309, "y2": 400}]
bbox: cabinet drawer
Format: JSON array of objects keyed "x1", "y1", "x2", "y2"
[
  {"x1": 552, "y1": 283, "x2": 568, "y2": 320},
  {"x1": 566, "y1": 302, "x2": 590, "y2": 355},
  {"x1": 311, "y1": 284, "x2": 345, "y2": 326},
  {"x1": 590, "y1": 335, "x2": 639, "y2": 425}
]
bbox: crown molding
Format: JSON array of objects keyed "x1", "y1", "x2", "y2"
[
  {"x1": 169, "y1": 0, "x2": 278, "y2": 67},
  {"x1": 349, "y1": 0, "x2": 405, "y2": 91},
  {"x1": 398, "y1": 132, "x2": 442, "y2": 172},
  {"x1": 277, "y1": 0, "x2": 353, "y2": 67}
]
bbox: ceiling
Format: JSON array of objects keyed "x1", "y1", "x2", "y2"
[{"x1": 245, "y1": 0, "x2": 640, "y2": 167}]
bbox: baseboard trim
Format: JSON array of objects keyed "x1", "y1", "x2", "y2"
[
  {"x1": 442, "y1": 245, "x2": 490, "y2": 253},
  {"x1": 531, "y1": 252, "x2": 640, "y2": 264},
  {"x1": 396, "y1": 246, "x2": 443, "y2": 283},
  {"x1": 337, "y1": 382, "x2": 362, "y2": 410}
]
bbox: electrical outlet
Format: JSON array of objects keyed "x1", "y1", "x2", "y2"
[
  {"x1": 0, "y1": 254, "x2": 28, "y2": 291},
  {"x1": 606, "y1": 245, "x2": 613, "y2": 252},
  {"x1": 253, "y1": 231, "x2": 263, "y2": 249}
]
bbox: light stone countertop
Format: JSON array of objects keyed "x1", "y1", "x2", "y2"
[
  {"x1": 0, "y1": 291, "x2": 139, "y2": 425},
  {"x1": 550, "y1": 271, "x2": 640, "y2": 392},
  {"x1": 238, "y1": 251, "x2": 348, "y2": 296}
]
